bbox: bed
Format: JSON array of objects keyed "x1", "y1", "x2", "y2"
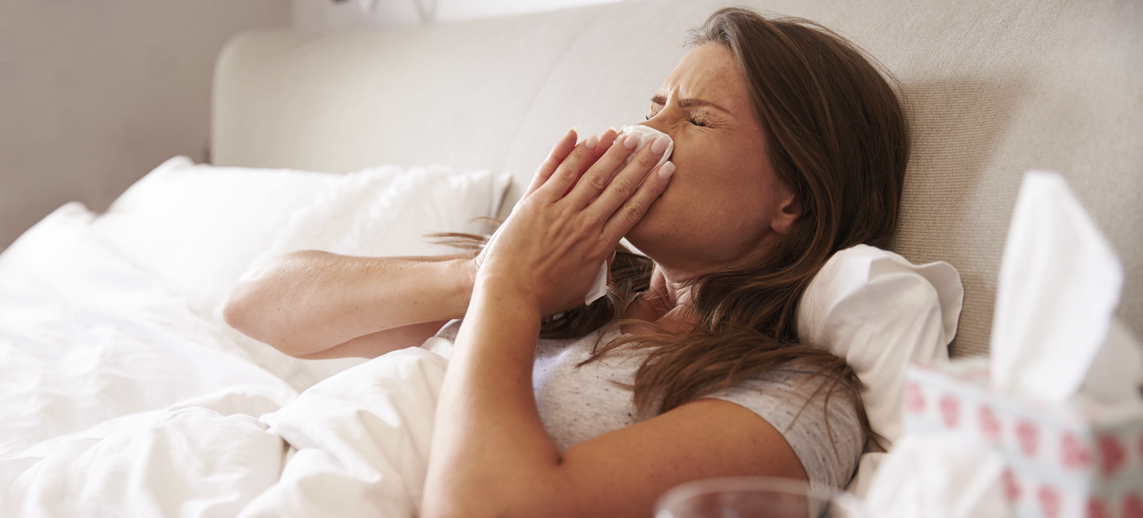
[{"x1": 2, "y1": 0, "x2": 1140, "y2": 515}]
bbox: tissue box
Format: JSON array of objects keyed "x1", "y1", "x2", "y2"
[{"x1": 904, "y1": 358, "x2": 1143, "y2": 518}]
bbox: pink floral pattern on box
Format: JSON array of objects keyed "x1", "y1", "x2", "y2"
[{"x1": 904, "y1": 358, "x2": 1143, "y2": 518}]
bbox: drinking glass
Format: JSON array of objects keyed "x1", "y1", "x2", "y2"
[{"x1": 653, "y1": 476, "x2": 865, "y2": 518}]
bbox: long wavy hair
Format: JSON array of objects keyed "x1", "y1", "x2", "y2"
[{"x1": 441, "y1": 8, "x2": 908, "y2": 451}]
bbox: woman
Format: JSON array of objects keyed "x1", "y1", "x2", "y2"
[{"x1": 225, "y1": 7, "x2": 907, "y2": 518}]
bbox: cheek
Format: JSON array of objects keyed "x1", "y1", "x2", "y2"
[{"x1": 639, "y1": 132, "x2": 770, "y2": 221}]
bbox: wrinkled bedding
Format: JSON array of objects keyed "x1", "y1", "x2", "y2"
[
  {"x1": 0, "y1": 204, "x2": 448, "y2": 516},
  {"x1": 0, "y1": 156, "x2": 512, "y2": 516}
]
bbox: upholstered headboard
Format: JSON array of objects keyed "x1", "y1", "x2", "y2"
[{"x1": 212, "y1": 0, "x2": 1143, "y2": 358}]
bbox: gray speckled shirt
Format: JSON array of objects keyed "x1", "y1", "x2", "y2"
[{"x1": 435, "y1": 321, "x2": 863, "y2": 493}]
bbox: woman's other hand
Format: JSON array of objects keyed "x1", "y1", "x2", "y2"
[
  {"x1": 223, "y1": 251, "x2": 476, "y2": 358},
  {"x1": 473, "y1": 127, "x2": 675, "y2": 317}
]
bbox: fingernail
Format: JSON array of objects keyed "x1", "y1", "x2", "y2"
[
  {"x1": 657, "y1": 161, "x2": 676, "y2": 180},
  {"x1": 623, "y1": 133, "x2": 641, "y2": 150},
  {"x1": 651, "y1": 135, "x2": 669, "y2": 155},
  {"x1": 608, "y1": 125, "x2": 617, "y2": 133},
  {"x1": 585, "y1": 133, "x2": 600, "y2": 149}
]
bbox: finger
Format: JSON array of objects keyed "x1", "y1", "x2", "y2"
[
  {"x1": 563, "y1": 128, "x2": 620, "y2": 196},
  {"x1": 559, "y1": 131, "x2": 642, "y2": 208},
  {"x1": 535, "y1": 130, "x2": 620, "y2": 202},
  {"x1": 601, "y1": 161, "x2": 675, "y2": 242},
  {"x1": 524, "y1": 128, "x2": 578, "y2": 197},
  {"x1": 582, "y1": 133, "x2": 670, "y2": 216}
]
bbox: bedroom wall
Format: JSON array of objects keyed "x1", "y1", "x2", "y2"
[
  {"x1": 0, "y1": 0, "x2": 618, "y2": 253},
  {"x1": 0, "y1": 0, "x2": 291, "y2": 252},
  {"x1": 293, "y1": 0, "x2": 626, "y2": 29}
]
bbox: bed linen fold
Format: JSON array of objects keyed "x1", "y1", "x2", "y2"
[{"x1": 0, "y1": 203, "x2": 450, "y2": 517}]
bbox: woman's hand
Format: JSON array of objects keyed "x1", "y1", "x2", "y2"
[{"x1": 473, "y1": 127, "x2": 675, "y2": 317}]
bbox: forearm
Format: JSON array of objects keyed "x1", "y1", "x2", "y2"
[
  {"x1": 223, "y1": 250, "x2": 474, "y2": 357},
  {"x1": 422, "y1": 280, "x2": 565, "y2": 518},
  {"x1": 421, "y1": 126, "x2": 675, "y2": 518}
]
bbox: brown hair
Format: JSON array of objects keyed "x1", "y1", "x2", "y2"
[{"x1": 542, "y1": 8, "x2": 908, "y2": 450}]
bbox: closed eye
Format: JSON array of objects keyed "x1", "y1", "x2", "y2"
[{"x1": 646, "y1": 94, "x2": 714, "y2": 127}]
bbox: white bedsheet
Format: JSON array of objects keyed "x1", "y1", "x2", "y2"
[{"x1": 0, "y1": 203, "x2": 448, "y2": 517}]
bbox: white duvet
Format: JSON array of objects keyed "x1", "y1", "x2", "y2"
[{"x1": 0, "y1": 158, "x2": 510, "y2": 517}]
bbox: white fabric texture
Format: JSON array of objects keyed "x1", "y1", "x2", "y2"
[
  {"x1": 92, "y1": 155, "x2": 511, "y2": 319},
  {"x1": 798, "y1": 244, "x2": 963, "y2": 496},
  {"x1": 799, "y1": 244, "x2": 962, "y2": 446},
  {"x1": 0, "y1": 158, "x2": 506, "y2": 517},
  {"x1": 91, "y1": 156, "x2": 509, "y2": 392}
]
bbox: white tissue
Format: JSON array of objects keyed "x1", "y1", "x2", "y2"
[
  {"x1": 864, "y1": 432, "x2": 1008, "y2": 518},
  {"x1": 990, "y1": 170, "x2": 1140, "y2": 403},
  {"x1": 585, "y1": 261, "x2": 609, "y2": 304},
  {"x1": 1080, "y1": 318, "x2": 1143, "y2": 402},
  {"x1": 617, "y1": 125, "x2": 674, "y2": 172}
]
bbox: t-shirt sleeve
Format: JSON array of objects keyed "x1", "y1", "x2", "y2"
[
  {"x1": 435, "y1": 319, "x2": 463, "y2": 341},
  {"x1": 706, "y1": 362, "x2": 865, "y2": 493}
]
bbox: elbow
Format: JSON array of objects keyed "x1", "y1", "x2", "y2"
[
  {"x1": 221, "y1": 270, "x2": 306, "y2": 357},
  {"x1": 221, "y1": 279, "x2": 263, "y2": 343},
  {"x1": 223, "y1": 251, "x2": 335, "y2": 358},
  {"x1": 222, "y1": 288, "x2": 307, "y2": 358},
  {"x1": 220, "y1": 288, "x2": 250, "y2": 335}
]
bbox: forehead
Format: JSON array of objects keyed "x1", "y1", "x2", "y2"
[{"x1": 658, "y1": 43, "x2": 751, "y2": 111}]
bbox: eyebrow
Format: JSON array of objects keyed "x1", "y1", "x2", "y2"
[{"x1": 650, "y1": 94, "x2": 730, "y2": 114}]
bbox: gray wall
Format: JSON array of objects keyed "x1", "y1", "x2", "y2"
[{"x1": 0, "y1": 0, "x2": 292, "y2": 251}]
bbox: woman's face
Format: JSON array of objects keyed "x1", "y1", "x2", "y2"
[{"x1": 626, "y1": 43, "x2": 799, "y2": 277}]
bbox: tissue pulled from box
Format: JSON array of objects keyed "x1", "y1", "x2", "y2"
[{"x1": 990, "y1": 170, "x2": 1141, "y2": 404}]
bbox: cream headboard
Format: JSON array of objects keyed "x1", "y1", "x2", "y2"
[{"x1": 212, "y1": 0, "x2": 1143, "y2": 358}]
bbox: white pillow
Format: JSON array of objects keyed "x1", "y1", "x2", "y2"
[
  {"x1": 248, "y1": 162, "x2": 510, "y2": 269},
  {"x1": 798, "y1": 244, "x2": 963, "y2": 447},
  {"x1": 92, "y1": 156, "x2": 511, "y2": 316},
  {"x1": 90, "y1": 156, "x2": 510, "y2": 391}
]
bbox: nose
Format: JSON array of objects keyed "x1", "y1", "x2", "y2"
[
  {"x1": 639, "y1": 117, "x2": 669, "y2": 136},
  {"x1": 636, "y1": 120, "x2": 675, "y2": 160},
  {"x1": 622, "y1": 124, "x2": 674, "y2": 165}
]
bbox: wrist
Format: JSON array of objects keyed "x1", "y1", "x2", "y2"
[
  {"x1": 444, "y1": 257, "x2": 477, "y2": 319},
  {"x1": 471, "y1": 273, "x2": 544, "y2": 322}
]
